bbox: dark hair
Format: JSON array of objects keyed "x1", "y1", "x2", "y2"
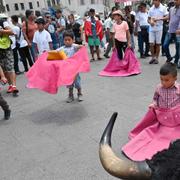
[
  {"x1": 112, "y1": 6, "x2": 118, "y2": 12},
  {"x1": 56, "y1": 9, "x2": 62, "y2": 14},
  {"x1": 63, "y1": 30, "x2": 74, "y2": 39},
  {"x1": 89, "y1": 8, "x2": 95, "y2": 13},
  {"x1": 160, "y1": 63, "x2": 177, "y2": 77},
  {"x1": 140, "y1": 2, "x2": 147, "y2": 7},
  {"x1": 25, "y1": 10, "x2": 33, "y2": 18},
  {"x1": 11, "y1": 15, "x2": 18, "y2": 23}
]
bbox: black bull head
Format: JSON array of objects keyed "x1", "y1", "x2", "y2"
[{"x1": 99, "y1": 112, "x2": 180, "y2": 180}]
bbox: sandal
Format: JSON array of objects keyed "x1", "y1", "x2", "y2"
[
  {"x1": 90, "y1": 58, "x2": 95, "y2": 62},
  {"x1": 98, "y1": 57, "x2": 103, "y2": 60}
]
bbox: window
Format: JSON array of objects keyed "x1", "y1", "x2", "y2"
[
  {"x1": 80, "y1": 0, "x2": 84, "y2": 5},
  {"x1": 68, "y1": 0, "x2": 71, "y2": 5},
  {"x1": 14, "y1": 3, "x2": 19, "y2": 11},
  {"x1": 91, "y1": 0, "x2": 95, "y2": 4},
  {"x1": 29, "y1": 2, "x2": 33, "y2": 9},
  {"x1": 6, "y1": 4, "x2": 10, "y2": 11},
  {"x1": 37, "y1": 1, "x2": 39, "y2": 7},
  {"x1": 20, "y1": 3, "x2": 25, "y2": 10}
]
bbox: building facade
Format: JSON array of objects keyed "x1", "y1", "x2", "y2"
[{"x1": 60, "y1": 0, "x2": 108, "y2": 18}]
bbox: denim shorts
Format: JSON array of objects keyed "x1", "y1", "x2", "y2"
[{"x1": 149, "y1": 31, "x2": 163, "y2": 44}]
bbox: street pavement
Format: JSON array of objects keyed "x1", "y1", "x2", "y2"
[{"x1": 0, "y1": 45, "x2": 179, "y2": 180}]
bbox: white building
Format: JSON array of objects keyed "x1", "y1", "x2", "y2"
[
  {"x1": 2, "y1": 0, "x2": 54, "y2": 16},
  {"x1": 60, "y1": 0, "x2": 108, "y2": 18},
  {"x1": 2, "y1": 0, "x2": 115, "y2": 18}
]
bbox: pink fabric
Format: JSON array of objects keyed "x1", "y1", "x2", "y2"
[
  {"x1": 99, "y1": 48, "x2": 141, "y2": 77},
  {"x1": 26, "y1": 46, "x2": 90, "y2": 94},
  {"x1": 122, "y1": 105, "x2": 180, "y2": 161}
]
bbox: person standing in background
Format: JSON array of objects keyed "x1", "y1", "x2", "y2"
[
  {"x1": 22, "y1": 10, "x2": 37, "y2": 62},
  {"x1": 148, "y1": 0, "x2": 168, "y2": 64}
]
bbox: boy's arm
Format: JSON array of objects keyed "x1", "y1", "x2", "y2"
[
  {"x1": 49, "y1": 42, "x2": 53, "y2": 50},
  {"x1": 149, "y1": 89, "x2": 159, "y2": 108}
]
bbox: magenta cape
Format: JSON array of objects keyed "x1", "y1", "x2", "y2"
[
  {"x1": 99, "y1": 48, "x2": 141, "y2": 77},
  {"x1": 26, "y1": 47, "x2": 90, "y2": 94},
  {"x1": 122, "y1": 105, "x2": 180, "y2": 161}
]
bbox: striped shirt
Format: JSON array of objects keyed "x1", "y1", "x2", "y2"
[{"x1": 153, "y1": 83, "x2": 180, "y2": 109}]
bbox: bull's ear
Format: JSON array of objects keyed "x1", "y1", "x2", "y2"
[{"x1": 99, "y1": 113, "x2": 152, "y2": 180}]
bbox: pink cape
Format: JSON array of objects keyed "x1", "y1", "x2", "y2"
[
  {"x1": 122, "y1": 105, "x2": 180, "y2": 161},
  {"x1": 26, "y1": 46, "x2": 90, "y2": 94},
  {"x1": 99, "y1": 48, "x2": 141, "y2": 77}
]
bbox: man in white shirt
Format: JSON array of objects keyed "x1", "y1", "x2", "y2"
[
  {"x1": 148, "y1": 0, "x2": 168, "y2": 64},
  {"x1": 33, "y1": 17, "x2": 52, "y2": 56},
  {"x1": 136, "y1": 2, "x2": 150, "y2": 58}
]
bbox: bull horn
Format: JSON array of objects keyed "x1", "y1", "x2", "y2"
[{"x1": 99, "y1": 112, "x2": 152, "y2": 180}]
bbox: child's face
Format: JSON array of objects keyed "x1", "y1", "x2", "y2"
[
  {"x1": 37, "y1": 23, "x2": 44, "y2": 31},
  {"x1": 64, "y1": 36, "x2": 73, "y2": 46},
  {"x1": 160, "y1": 74, "x2": 177, "y2": 89},
  {"x1": 114, "y1": 14, "x2": 122, "y2": 21}
]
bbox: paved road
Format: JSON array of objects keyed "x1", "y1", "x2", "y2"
[{"x1": 0, "y1": 46, "x2": 179, "y2": 180}]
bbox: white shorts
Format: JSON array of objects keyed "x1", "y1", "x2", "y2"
[{"x1": 149, "y1": 31, "x2": 163, "y2": 44}]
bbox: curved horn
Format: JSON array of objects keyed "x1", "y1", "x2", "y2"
[{"x1": 99, "y1": 112, "x2": 152, "y2": 180}]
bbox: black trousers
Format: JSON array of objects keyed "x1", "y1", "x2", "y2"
[
  {"x1": 0, "y1": 93, "x2": 9, "y2": 111},
  {"x1": 115, "y1": 39, "x2": 127, "y2": 60},
  {"x1": 18, "y1": 46, "x2": 34, "y2": 72},
  {"x1": 13, "y1": 48, "x2": 20, "y2": 73},
  {"x1": 140, "y1": 26, "x2": 150, "y2": 55}
]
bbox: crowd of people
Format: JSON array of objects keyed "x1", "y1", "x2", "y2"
[{"x1": 0, "y1": 0, "x2": 180, "y2": 120}]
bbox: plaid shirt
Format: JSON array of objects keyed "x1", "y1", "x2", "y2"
[{"x1": 153, "y1": 82, "x2": 180, "y2": 109}]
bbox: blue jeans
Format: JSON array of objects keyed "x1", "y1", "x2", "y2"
[
  {"x1": 30, "y1": 42, "x2": 36, "y2": 62},
  {"x1": 50, "y1": 33, "x2": 58, "y2": 50},
  {"x1": 163, "y1": 33, "x2": 179, "y2": 64},
  {"x1": 58, "y1": 33, "x2": 64, "y2": 47},
  {"x1": 67, "y1": 74, "x2": 81, "y2": 89}
]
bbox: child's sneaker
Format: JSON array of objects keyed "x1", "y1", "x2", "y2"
[
  {"x1": 4, "y1": 109, "x2": 11, "y2": 120},
  {"x1": 77, "y1": 94, "x2": 83, "y2": 102},
  {"x1": 7, "y1": 85, "x2": 13, "y2": 93},
  {"x1": 66, "y1": 95, "x2": 74, "y2": 103}
]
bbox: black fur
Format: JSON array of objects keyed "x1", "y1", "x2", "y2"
[{"x1": 147, "y1": 140, "x2": 180, "y2": 180}]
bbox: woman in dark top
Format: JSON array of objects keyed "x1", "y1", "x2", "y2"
[{"x1": 66, "y1": 14, "x2": 83, "y2": 44}]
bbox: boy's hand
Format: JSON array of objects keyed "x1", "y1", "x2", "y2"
[
  {"x1": 0, "y1": 76, "x2": 7, "y2": 85},
  {"x1": 149, "y1": 103, "x2": 156, "y2": 108}
]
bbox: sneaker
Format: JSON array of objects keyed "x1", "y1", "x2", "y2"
[
  {"x1": 145, "y1": 53, "x2": 151, "y2": 57},
  {"x1": 140, "y1": 54, "x2": 146, "y2": 59},
  {"x1": 11, "y1": 86, "x2": 19, "y2": 93},
  {"x1": 66, "y1": 96, "x2": 74, "y2": 103},
  {"x1": 77, "y1": 94, "x2": 83, "y2": 102},
  {"x1": 149, "y1": 58, "x2": 155, "y2": 64},
  {"x1": 104, "y1": 54, "x2": 110, "y2": 58},
  {"x1": 7, "y1": 85, "x2": 13, "y2": 93},
  {"x1": 166, "y1": 57, "x2": 173, "y2": 63},
  {"x1": 4, "y1": 109, "x2": 11, "y2": 120},
  {"x1": 153, "y1": 59, "x2": 159, "y2": 64}
]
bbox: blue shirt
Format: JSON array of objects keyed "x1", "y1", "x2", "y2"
[{"x1": 169, "y1": 6, "x2": 180, "y2": 33}]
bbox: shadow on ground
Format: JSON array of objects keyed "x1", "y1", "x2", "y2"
[{"x1": 29, "y1": 103, "x2": 88, "y2": 126}]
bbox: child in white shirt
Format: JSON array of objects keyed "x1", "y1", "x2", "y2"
[{"x1": 33, "y1": 17, "x2": 52, "y2": 57}]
